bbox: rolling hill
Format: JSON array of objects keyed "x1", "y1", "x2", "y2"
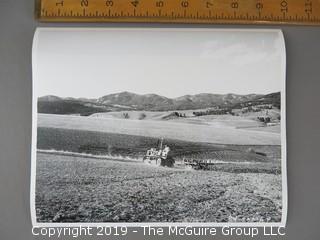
[
  {"x1": 97, "y1": 92, "x2": 175, "y2": 110},
  {"x1": 38, "y1": 91, "x2": 280, "y2": 114},
  {"x1": 232, "y1": 92, "x2": 281, "y2": 109}
]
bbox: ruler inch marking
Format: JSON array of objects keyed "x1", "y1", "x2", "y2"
[{"x1": 37, "y1": 0, "x2": 320, "y2": 25}]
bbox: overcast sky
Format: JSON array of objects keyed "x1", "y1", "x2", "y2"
[{"x1": 34, "y1": 28, "x2": 285, "y2": 99}]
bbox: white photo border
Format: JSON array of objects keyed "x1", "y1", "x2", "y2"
[{"x1": 31, "y1": 28, "x2": 287, "y2": 228}]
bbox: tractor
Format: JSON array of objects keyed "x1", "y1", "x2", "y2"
[{"x1": 143, "y1": 138, "x2": 175, "y2": 167}]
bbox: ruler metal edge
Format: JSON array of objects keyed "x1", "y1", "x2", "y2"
[{"x1": 35, "y1": 0, "x2": 320, "y2": 25}]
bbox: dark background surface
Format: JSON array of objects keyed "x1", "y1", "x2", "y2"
[{"x1": 0, "y1": 0, "x2": 319, "y2": 239}]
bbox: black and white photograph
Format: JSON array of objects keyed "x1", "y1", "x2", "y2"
[{"x1": 31, "y1": 28, "x2": 286, "y2": 226}]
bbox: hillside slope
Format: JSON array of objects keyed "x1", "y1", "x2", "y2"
[{"x1": 38, "y1": 91, "x2": 280, "y2": 114}]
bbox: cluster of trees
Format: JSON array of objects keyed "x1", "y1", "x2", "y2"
[
  {"x1": 242, "y1": 106, "x2": 259, "y2": 114},
  {"x1": 173, "y1": 112, "x2": 186, "y2": 117},
  {"x1": 235, "y1": 100, "x2": 280, "y2": 110},
  {"x1": 139, "y1": 113, "x2": 146, "y2": 120},
  {"x1": 123, "y1": 112, "x2": 129, "y2": 119},
  {"x1": 123, "y1": 112, "x2": 147, "y2": 120},
  {"x1": 257, "y1": 116, "x2": 271, "y2": 123},
  {"x1": 193, "y1": 109, "x2": 230, "y2": 116},
  {"x1": 241, "y1": 105, "x2": 273, "y2": 114},
  {"x1": 273, "y1": 103, "x2": 281, "y2": 109},
  {"x1": 260, "y1": 105, "x2": 273, "y2": 109}
]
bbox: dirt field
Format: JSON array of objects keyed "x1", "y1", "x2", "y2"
[
  {"x1": 36, "y1": 153, "x2": 282, "y2": 223},
  {"x1": 35, "y1": 112, "x2": 282, "y2": 223},
  {"x1": 38, "y1": 113, "x2": 280, "y2": 145}
]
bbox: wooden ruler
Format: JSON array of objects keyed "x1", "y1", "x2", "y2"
[{"x1": 36, "y1": 0, "x2": 320, "y2": 25}]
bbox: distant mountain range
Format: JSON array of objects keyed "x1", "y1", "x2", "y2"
[{"x1": 38, "y1": 91, "x2": 280, "y2": 115}]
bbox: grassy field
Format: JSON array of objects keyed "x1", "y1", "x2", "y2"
[
  {"x1": 91, "y1": 109, "x2": 281, "y2": 133},
  {"x1": 36, "y1": 153, "x2": 282, "y2": 223},
  {"x1": 37, "y1": 127, "x2": 281, "y2": 169},
  {"x1": 38, "y1": 113, "x2": 281, "y2": 145}
]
